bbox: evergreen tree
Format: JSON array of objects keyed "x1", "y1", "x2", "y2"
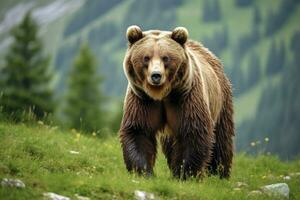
[
  {"x1": 202, "y1": 0, "x2": 222, "y2": 22},
  {"x1": 235, "y1": 0, "x2": 253, "y2": 7},
  {"x1": 277, "y1": 40, "x2": 286, "y2": 72},
  {"x1": 290, "y1": 31, "x2": 300, "y2": 53},
  {"x1": 253, "y1": 5, "x2": 262, "y2": 25},
  {"x1": 231, "y1": 64, "x2": 245, "y2": 96},
  {"x1": 265, "y1": 40, "x2": 277, "y2": 75},
  {"x1": 109, "y1": 101, "x2": 124, "y2": 133},
  {"x1": 247, "y1": 51, "x2": 261, "y2": 89},
  {"x1": 64, "y1": 44, "x2": 105, "y2": 133},
  {"x1": 0, "y1": 12, "x2": 54, "y2": 121},
  {"x1": 266, "y1": 40, "x2": 285, "y2": 75}
]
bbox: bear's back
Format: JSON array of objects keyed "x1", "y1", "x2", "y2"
[{"x1": 186, "y1": 40, "x2": 224, "y2": 123}]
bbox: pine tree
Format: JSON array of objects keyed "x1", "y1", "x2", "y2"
[
  {"x1": 253, "y1": 5, "x2": 262, "y2": 25},
  {"x1": 64, "y1": 44, "x2": 106, "y2": 133},
  {"x1": 265, "y1": 40, "x2": 277, "y2": 75},
  {"x1": 109, "y1": 101, "x2": 124, "y2": 133},
  {"x1": 235, "y1": 0, "x2": 253, "y2": 7},
  {"x1": 266, "y1": 40, "x2": 286, "y2": 75},
  {"x1": 277, "y1": 40, "x2": 286, "y2": 72},
  {"x1": 247, "y1": 51, "x2": 261, "y2": 89},
  {"x1": 202, "y1": 0, "x2": 221, "y2": 22},
  {"x1": 0, "y1": 12, "x2": 54, "y2": 121}
]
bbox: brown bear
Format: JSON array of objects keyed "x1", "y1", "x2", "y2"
[{"x1": 119, "y1": 25, "x2": 234, "y2": 179}]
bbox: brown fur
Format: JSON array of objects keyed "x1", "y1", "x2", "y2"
[{"x1": 120, "y1": 26, "x2": 235, "y2": 179}]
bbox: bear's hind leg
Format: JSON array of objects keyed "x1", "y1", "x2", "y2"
[{"x1": 209, "y1": 95, "x2": 234, "y2": 178}]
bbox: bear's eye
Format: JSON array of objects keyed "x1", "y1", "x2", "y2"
[
  {"x1": 162, "y1": 56, "x2": 169, "y2": 63},
  {"x1": 143, "y1": 56, "x2": 150, "y2": 63}
]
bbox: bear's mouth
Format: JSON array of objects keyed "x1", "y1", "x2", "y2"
[
  {"x1": 144, "y1": 82, "x2": 171, "y2": 100},
  {"x1": 148, "y1": 84, "x2": 164, "y2": 90}
]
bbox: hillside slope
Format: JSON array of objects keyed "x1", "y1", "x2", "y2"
[{"x1": 0, "y1": 122, "x2": 300, "y2": 199}]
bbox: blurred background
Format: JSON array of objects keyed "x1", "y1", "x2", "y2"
[{"x1": 0, "y1": 0, "x2": 299, "y2": 159}]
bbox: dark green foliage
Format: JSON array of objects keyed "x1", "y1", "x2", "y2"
[
  {"x1": 230, "y1": 64, "x2": 246, "y2": 96},
  {"x1": 122, "y1": 0, "x2": 177, "y2": 31},
  {"x1": 290, "y1": 31, "x2": 300, "y2": 53},
  {"x1": 246, "y1": 51, "x2": 261, "y2": 89},
  {"x1": 160, "y1": 0, "x2": 183, "y2": 7},
  {"x1": 63, "y1": 0, "x2": 123, "y2": 37},
  {"x1": 235, "y1": 0, "x2": 253, "y2": 7},
  {"x1": 237, "y1": 40, "x2": 300, "y2": 159},
  {"x1": 109, "y1": 101, "x2": 124, "y2": 133},
  {"x1": 202, "y1": 25, "x2": 229, "y2": 56},
  {"x1": 235, "y1": 26, "x2": 260, "y2": 60},
  {"x1": 253, "y1": 5, "x2": 261, "y2": 25},
  {"x1": 265, "y1": 0, "x2": 299, "y2": 37},
  {"x1": 202, "y1": 0, "x2": 222, "y2": 22},
  {"x1": 226, "y1": 1, "x2": 263, "y2": 98},
  {"x1": 64, "y1": 44, "x2": 106, "y2": 133},
  {"x1": 0, "y1": 12, "x2": 54, "y2": 121},
  {"x1": 54, "y1": 41, "x2": 80, "y2": 93},
  {"x1": 88, "y1": 22, "x2": 117, "y2": 46},
  {"x1": 266, "y1": 40, "x2": 286, "y2": 75}
]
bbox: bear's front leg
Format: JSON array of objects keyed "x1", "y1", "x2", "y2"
[
  {"x1": 120, "y1": 129, "x2": 156, "y2": 175},
  {"x1": 119, "y1": 88, "x2": 162, "y2": 176},
  {"x1": 170, "y1": 90, "x2": 214, "y2": 179}
]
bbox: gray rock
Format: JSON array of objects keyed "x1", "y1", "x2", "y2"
[
  {"x1": 134, "y1": 190, "x2": 155, "y2": 200},
  {"x1": 261, "y1": 183, "x2": 289, "y2": 199},
  {"x1": 43, "y1": 192, "x2": 70, "y2": 200},
  {"x1": 1, "y1": 178, "x2": 25, "y2": 188},
  {"x1": 236, "y1": 181, "x2": 248, "y2": 188}
]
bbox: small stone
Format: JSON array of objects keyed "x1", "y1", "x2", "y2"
[
  {"x1": 266, "y1": 174, "x2": 276, "y2": 180},
  {"x1": 248, "y1": 190, "x2": 263, "y2": 197},
  {"x1": 43, "y1": 192, "x2": 70, "y2": 200},
  {"x1": 69, "y1": 150, "x2": 80, "y2": 155},
  {"x1": 131, "y1": 179, "x2": 140, "y2": 183},
  {"x1": 283, "y1": 176, "x2": 291, "y2": 181},
  {"x1": 236, "y1": 181, "x2": 248, "y2": 188},
  {"x1": 289, "y1": 172, "x2": 300, "y2": 177},
  {"x1": 134, "y1": 190, "x2": 155, "y2": 200},
  {"x1": 75, "y1": 194, "x2": 90, "y2": 200},
  {"x1": 261, "y1": 183, "x2": 289, "y2": 199},
  {"x1": 1, "y1": 178, "x2": 25, "y2": 188},
  {"x1": 233, "y1": 187, "x2": 242, "y2": 191}
]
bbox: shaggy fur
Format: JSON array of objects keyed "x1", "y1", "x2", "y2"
[{"x1": 120, "y1": 26, "x2": 235, "y2": 179}]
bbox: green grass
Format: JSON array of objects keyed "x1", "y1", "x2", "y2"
[{"x1": 0, "y1": 122, "x2": 300, "y2": 199}]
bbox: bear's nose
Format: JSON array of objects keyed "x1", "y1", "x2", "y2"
[{"x1": 151, "y1": 71, "x2": 162, "y2": 85}]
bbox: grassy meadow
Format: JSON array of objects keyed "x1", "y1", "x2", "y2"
[{"x1": 0, "y1": 122, "x2": 299, "y2": 200}]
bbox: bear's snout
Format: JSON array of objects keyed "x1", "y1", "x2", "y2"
[{"x1": 151, "y1": 71, "x2": 162, "y2": 85}]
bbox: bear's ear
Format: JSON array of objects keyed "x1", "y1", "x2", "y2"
[
  {"x1": 171, "y1": 27, "x2": 188, "y2": 45},
  {"x1": 126, "y1": 25, "x2": 143, "y2": 44}
]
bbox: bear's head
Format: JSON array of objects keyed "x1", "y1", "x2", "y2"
[{"x1": 124, "y1": 25, "x2": 189, "y2": 100}]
